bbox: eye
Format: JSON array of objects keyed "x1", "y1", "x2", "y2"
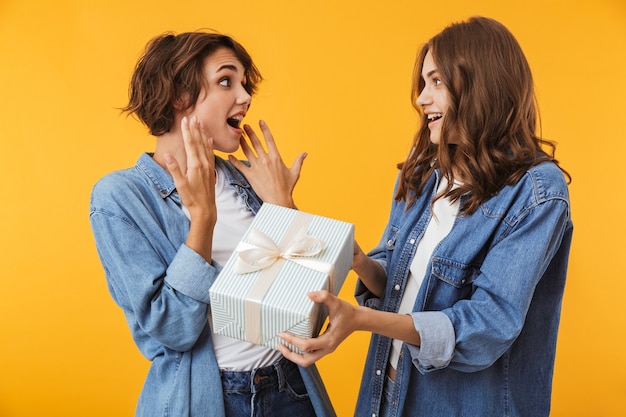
[
  {"x1": 219, "y1": 77, "x2": 231, "y2": 87},
  {"x1": 434, "y1": 78, "x2": 442, "y2": 86}
]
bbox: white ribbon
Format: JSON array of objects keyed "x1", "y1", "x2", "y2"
[
  {"x1": 234, "y1": 227, "x2": 328, "y2": 274},
  {"x1": 234, "y1": 212, "x2": 336, "y2": 345}
]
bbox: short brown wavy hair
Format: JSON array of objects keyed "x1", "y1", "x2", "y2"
[{"x1": 122, "y1": 31, "x2": 262, "y2": 136}]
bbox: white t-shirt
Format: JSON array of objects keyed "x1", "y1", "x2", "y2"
[
  {"x1": 183, "y1": 165, "x2": 282, "y2": 371},
  {"x1": 389, "y1": 176, "x2": 460, "y2": 369}
]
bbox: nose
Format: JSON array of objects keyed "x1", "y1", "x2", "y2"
[
  {"x1": 416, "y1": 86, "x2": 431, "y2": 107},
  {"x1": 237, "y1": 84, "x2": 252, "y2": 107}
]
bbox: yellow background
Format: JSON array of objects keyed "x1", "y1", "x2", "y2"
[{"x1": 1, "y1": 0, "x2": 625, "y2": 416}]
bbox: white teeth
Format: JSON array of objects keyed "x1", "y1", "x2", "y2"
[
  {"x1": 230, "y1": 114, "x2": 243, "y2": 121},
  {"x1": 427, "y1": 113, "x2": 443, "y2": 120}
]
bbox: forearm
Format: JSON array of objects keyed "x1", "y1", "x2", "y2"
[
  {"x1": 185, "y1": 212, "x2": 216, "y2": 262},
  {"x1": 353, "y1": 254, "x2": 387, "y2": 297},
  {"x1": 355, "y1": 305, "x2": 421, "y2": 346}
]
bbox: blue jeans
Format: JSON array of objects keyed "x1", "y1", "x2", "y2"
[{"x1": 220, "y1": 357, "x2": 316, "y2": 417}]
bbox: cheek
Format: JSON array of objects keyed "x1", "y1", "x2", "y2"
[
  {"x1": 194, "y1": 100, "x2": 224, "y2": 122},
  {"x1": 436, "y1": 91, "x2": 450, "y2": 111}
]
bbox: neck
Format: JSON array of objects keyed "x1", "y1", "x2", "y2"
[{"x1": 153, "y1": 127, "x2": 186, "y2": 172}]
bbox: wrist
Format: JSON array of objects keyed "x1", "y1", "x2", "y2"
[{"x1": 264, "y1": 196, "x2": 296, "y2": 209}]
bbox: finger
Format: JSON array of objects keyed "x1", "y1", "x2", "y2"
[
  {"x1": 243, "y1": 124, "x2": 267, "y2": 155},
  {"x1": 290, "y1": 152, "x2": 307, "y2": 177},
  {"x1": 203, "y1": 135, "x2": 216, "y2": 185},
  {"x1": 278, "y1": 331, "x2": 310, "y2": 349},
  {"x1": 197, "y1": 122, "x2": 215, "y2": 167},
  {"x1": 188, "y1": 116, "x2": 210, "y2": 168},
  {"x1": 238, "y1": 134, "x2": 257, "y2": 161},
  {"x1": 258, "y1": 120, "x2": 279, "y2": 154},
  {"x1": 276, "y1": 338, "x2": 326, "y2": 368},
  {"x1": 276, "y1": 343, "x2": 306, "y2": 365},
  {"x1": 227, "y1": 154, "x2": 247, "y2": 172},
  {"x1": 181, "y1": 116, "x2": 201, "y2": 171},
  {"x1": 197, "y1": 121, "x2": 215, "y2": 164},
  {"x1": 163, "y1": 153, "x2": 185, "y2": 188},
  {"x1": 276, "y1": 344, "x2": 319, "y2": 368},
  {"x1": 308, "y1": 290, "x2": 333, "y2": 304}
]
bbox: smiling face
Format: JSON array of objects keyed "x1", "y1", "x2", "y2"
[
  {"x1": 416, "y1": 50, "x2": 451, "y2": 145},
  {"x1": 187, "y1": 47, "x2": 252, "y2": 153}
]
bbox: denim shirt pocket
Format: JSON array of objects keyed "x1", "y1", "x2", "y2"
[{"x1": 426, "y1": 258, "x2": 480, "y2": 310}]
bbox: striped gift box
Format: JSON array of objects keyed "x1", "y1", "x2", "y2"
[{"x1": 209, "y1": 203, "x2": 354, "y2": 352}]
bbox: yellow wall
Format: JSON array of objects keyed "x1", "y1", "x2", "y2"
[{"x1": 1, "y1": 0, "x2": 624, "y2": 415}]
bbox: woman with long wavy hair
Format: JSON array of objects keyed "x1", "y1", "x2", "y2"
[{"x1": 280, "y1": 16, "x2": 573, "y2": 417}]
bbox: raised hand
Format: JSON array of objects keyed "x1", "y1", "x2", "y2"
[
  {"x1": 163, "y1": 115, "x2": 217, "y2": 260},
  {"x1": 228, "y1": 120, "x2": 306, "y2": 208}
]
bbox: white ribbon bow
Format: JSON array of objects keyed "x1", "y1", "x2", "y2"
[{"x1": 234, "y1": 227, "x2": 326, "y2": 274}]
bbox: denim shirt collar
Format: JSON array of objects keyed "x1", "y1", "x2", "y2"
[
  {"x1": 134, "y1": 152, "x2": 262, "y2": 214},
  {"x1": 136, "y1": 152, "x2": 179, "y2": 202}
]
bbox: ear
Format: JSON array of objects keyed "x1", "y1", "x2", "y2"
[
  {"x1": 173, "y1": 98, "x2": 185, "y2": 111},
  {"x1": 173, "y1": 92, "x2": 191, "y2": 111}
]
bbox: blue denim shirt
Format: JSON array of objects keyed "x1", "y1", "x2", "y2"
[
  {"x1": 90, "y1": 153, "x2": 335, "y2": 417},
  {"x1": 355, "y1": 161, "x2": 573, "y2": 417}
]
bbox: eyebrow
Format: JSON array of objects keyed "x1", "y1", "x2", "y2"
[
  {"x1": 217, "y1": 64, "x2": 239, "y2": 73},
  {"x1": 424, "y1": 69, "x2": 438, "y2": 78}
]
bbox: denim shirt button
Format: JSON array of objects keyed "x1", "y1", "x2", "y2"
[
  {"x1": 461, "y1": 279, "x2": 466, "y2": 284},
  {"x1": 394, "y1": 284, "x2": 400, "y2": 290},
  {"x1": 387, "y1": 239, "x2": 393, "y2": 246},
  {"x1": 160, "y1": 189, "x2": 167, "y2": 195},
  {"x1": 409, "y1": 238, "x2": 416, "y2": 244},
  {"x1": 376, "y1": 369, "x2": 382, "y2": 376}
]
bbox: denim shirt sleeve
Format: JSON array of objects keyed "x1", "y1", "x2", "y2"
[
  {"x1": 416, "y1": 195, "x2": 571, "y2": 373},
  {"x1": 166, "y1": 243, "x2": 222, "y2": 302},
  {"x1": 406, "y1": 312, "x2": 456, "y2": 372},
  {"x1": 90, "y1": 171, "x2": 218, "y2": 354},
  {"x1": 354, "y1": 181, "x2": 399, "y2": 309},
  {"x1": 354, "y1": 226, "x2": 392, "y2": 310}
]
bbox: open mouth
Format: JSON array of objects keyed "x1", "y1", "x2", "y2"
[
  {"x1": 227, "y1": 114, "x2": 243, "y2": 129},
  {"x1": 427, "y1": 113, "x2": 443, "y2": 122}
]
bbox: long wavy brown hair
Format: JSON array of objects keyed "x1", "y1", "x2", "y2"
[
  {"x1": 396, "y1": 17, "x2": 569, "y2": 215},
  {"x1": 122, "y1": 31, "x2": 262, "y2": 136}
]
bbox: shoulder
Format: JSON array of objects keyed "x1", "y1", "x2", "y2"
[
  {"x1": 91, "y1": 153, "x2": 172, "y2": 207},
  {"x1": 89, "y1": 162, "x2": 161, "y2": 222},
  {"x1": 480, "y1": 161, "x2": 570, "y2": 221},
  {"x1": 523, "y1": 161, "x2": 570, "y2": 205},
  {"x1": 91, "y1": 167, "x2": 144, "y2": 204}
]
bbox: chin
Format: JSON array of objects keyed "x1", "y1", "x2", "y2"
[
  {"x1": 223, "y1": 142, "x2": 242, "y2": 154},
  {"x1": 213, "y1": 137, "x2": 241, "y2": 154}
]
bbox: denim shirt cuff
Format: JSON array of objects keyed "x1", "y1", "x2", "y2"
[
  {"x1": 165, "y1": 244, "x2": 219, "y2": 304},
  {"x1": 406, "y1": 311, "x2": 455, "y2": 373}
]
